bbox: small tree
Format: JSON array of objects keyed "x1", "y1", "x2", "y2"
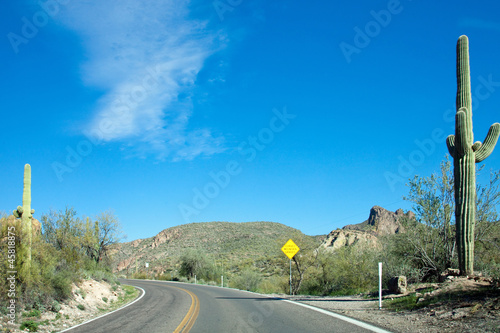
[
  {"x1": 93, "y1": 211, "x2": 124, "y2": 264},
  {"x1": 399, "y1": 159, "x2": 456, "y2": 279},
  {"x1": 41, "y1": 207, "x2": 83, "y2": 266},
  {"x1": 383, "y1": 158, "x2": 500, "y2": 281},
  {"x1": 179, "y1": 249, "x2": 211, "y2": 280}
]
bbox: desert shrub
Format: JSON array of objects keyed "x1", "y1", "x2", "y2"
[
  {"x1": 310, "y1": 246, "x2": 379, "y2": 296},
  {"x1": 90, "y1": 268, "x2": 116, "y2": 283},
  {"x1": 22, "y1": 309, "x2": 41, "y2": 318},
  {"x1": 157, "y1": 273, "x2": 172, "y2": 281},
  {"x1": 131, "y1": 272, "x2": 148, "y2": 279},
  {"x1": 230, "y1": 268, "x2": 262, "y2": 292},
  {"x1": 478, "y1": 260, "x2": 500, "y2": 285},
  {"x1": 178, "y1": 249, "x2": 222, "y2": 282},
  {"x1": 50, "y1": 270, "x2": 73, "y2": 301},
  {"x1": 51, "y1": 300, "x2": 61, "y2": 312},
  {"x1": 257, "y1": 276, "x2": 286, "y2": 294},
  {"x1": 77, "y1": 304, "x2": 85, "y2": 311},
  {"x1": 20, "y1": 320, "x2": 39, "y2": 332},
  {"x1": 298, "y1": 265, "x2": 325, "y2": 295},
  {"x1": 20, "y1": 289, "x2": 51, "y2": 312}
]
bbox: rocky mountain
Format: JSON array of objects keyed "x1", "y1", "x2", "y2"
[{"x1": 320, "y1": 206, "x2": 414, "y2": 251}]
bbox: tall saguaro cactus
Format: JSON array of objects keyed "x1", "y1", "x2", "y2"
[
  {"x1": 446, "y1": 35, "x2": 500, "y2": 276},
  {"x1": 13, "y1": 164, "x2": 34, "y2": 276}
]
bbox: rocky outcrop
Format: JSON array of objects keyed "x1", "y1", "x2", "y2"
[
  {"x1": 343, "y1": 206, "x2": 414, "y2": 236},
  {"x1": 321, "y1": 206, "x2": 414, "y2": 251},
  {"x1": 116, "y1": 254, "x2": 145, "y2": 272},
  {"x1": 151, "y1": 228, "x2": 181, "y2": 249},
  {"x1": 320, "y1": 229, "x2": 378, "y2": 251},
  {"x1": 130, "y1": 239, "x2": 142, "y2": 248}
]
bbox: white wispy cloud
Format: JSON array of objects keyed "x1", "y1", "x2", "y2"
[{"x1": 56, "y1": 0, "x2": 225, "y2": 160}]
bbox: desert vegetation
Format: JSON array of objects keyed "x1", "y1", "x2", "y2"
[
  {"x1": 0, "y1": 207, "x2": 124, "y2": 316},
  {"x1": 122, "y1": 158, "x2": 500, "y2": 298}
]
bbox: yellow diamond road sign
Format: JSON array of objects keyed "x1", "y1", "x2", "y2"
[{"x1": 281, "y1": 239, "x2": 300, "y2": 259}]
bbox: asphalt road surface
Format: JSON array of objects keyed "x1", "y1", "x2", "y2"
[{"x1": 63, "y1": 279, "x2": 392, "y2": 333}]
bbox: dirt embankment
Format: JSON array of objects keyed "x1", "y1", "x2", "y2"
[{"x1": 0, "y1": 279, "x2": 136, "y2": 333}]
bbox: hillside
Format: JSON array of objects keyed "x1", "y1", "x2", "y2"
[{"x1": 112, "y1": 221, "x2": 324, "y2": 277}]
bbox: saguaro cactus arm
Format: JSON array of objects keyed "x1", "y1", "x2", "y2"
[
  {"x1": 475, "y1": 123, "x2": 500, "y2": 162},
  {"x1": 455, "y1": 108, "x2": 472, "y2": 157},
  {"x1": 446, "y1": 135, "x2": 456, "y2": 158}
]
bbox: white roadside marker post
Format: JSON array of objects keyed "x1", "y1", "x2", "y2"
[{"x1": 378, "y1": 262, "x2": 382, "y2": 309}]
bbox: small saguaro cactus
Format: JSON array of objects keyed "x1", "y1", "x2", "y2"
[
  {"x1": 13, "y1": 164, "x2": 35, "y2": 274},
  {"x1": 446, "y1": 35, "x2": 500, "y2": 276}
]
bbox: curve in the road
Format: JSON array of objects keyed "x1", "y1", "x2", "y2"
[
  {"x1": 61, "y1": 279, "x2": 392, "y2": 333},
  {"x1": 172, "y1": 285, "x2": 200, "y2": 333}
]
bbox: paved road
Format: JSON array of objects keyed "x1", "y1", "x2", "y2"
[{"x1": 64, "y1": 279, "x2": 391, "y2": 333}]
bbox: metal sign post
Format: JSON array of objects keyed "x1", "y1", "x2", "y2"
[{"x1": 281, "y1": 239, "x2": 300, "y2": 296}]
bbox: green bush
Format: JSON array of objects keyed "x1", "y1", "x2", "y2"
[
  {"x1": 20, "y1": 320, "x2": 39, "y2": 332},
  {"x1": 91, "y1": 269, "x2": 116, "y2": 283},
  {"x1": 257, "y1": 276, "x2": 286, "y2": 294},
  {"x1": 22, "y1": 309, "x2": 41, "y2": 318},
  {"x1": 131, "y1": 272, "x2": 148, "y2": 280},
  {"x1": 51, "y1": 300, "x2": 61, "y2": 312},
  {"x1": 230, "y1": 268, "x2": 262, "y2": 292},
  {"x1": 178, "y1": 249, "x2": 222, "y2": 282},
  {"x1": 302, "y1": 246, "x2": 379, "y2": 296},
  {"x1": 51, "y1": 271, "x2": 73, "y2": 301},
  {"x1": 20, "y1": 289, "x2": 49, "y2": 313},
  {"x1": 77, "y1": 304, "x2": 85, "y2": 311},
  {"x1": 480, "y1": 260, "x2": 500, "y2": 285},
  {"x1": 157, "y1": 273, "x2": 172, "y2": 281}
]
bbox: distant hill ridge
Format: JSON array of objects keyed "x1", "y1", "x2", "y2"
[
  {"x1": 113, "y1": 207, "x2": 412, "y2": 275},
  {"x1": 112, "y1": 221, "x2": 322, "y2": 274}
]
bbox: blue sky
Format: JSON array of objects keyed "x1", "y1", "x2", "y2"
[{"x1": 2, "y1": 0, "x2": 500, "y2": 240}]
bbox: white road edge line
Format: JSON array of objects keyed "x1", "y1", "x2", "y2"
[
  {"x1": 59, "y1": 286, "x2": 146, "y2": 332},
  {"x1": 278, "y1": 299, "x2": 393, "y2": 333}
]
